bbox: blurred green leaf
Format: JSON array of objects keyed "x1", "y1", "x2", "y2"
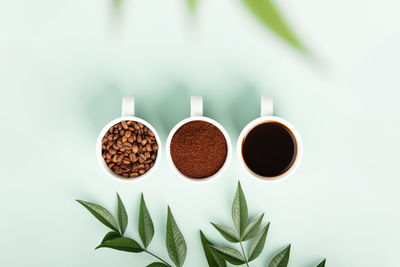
[
  {"x1": 117, "y1": 193, "x2": 128, "y2": 235},
  {"x1": 200, "y1": 231, "x2": 227, "y2": 267},
  {"x1": 188, "y1": 0, "x2": 198, "y2": 14},
  {"x1": 243, "y1": 0, "x2": 306, "y2": 53},
  {"x1": 317, "y1": 259, "x2": 326, "y2": 267},
  {"x1": 113, "y1": 0, "x2": 122, "y2": 8}
]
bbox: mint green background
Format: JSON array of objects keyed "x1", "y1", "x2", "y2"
[{"x1": 1, "y1": 0, "x2": 400, "y2": 266}]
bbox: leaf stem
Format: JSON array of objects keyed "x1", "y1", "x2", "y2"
[
  {"x1": 239, "y1": 241, "x2": 250, "y2": 267},
  {"x1": 145, "y1": 250, "x2": 172, "y2": 266}
]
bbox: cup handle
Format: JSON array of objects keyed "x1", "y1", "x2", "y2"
[
  {"x1": 261, "y1": 96, "x2": 273, "y2": 117},
  {"x1": 191, "y1": 96, "x2": 203, "y2": 117},
  {"x1": 121, "y1": 97, "x2": 135, "y2": 117}
]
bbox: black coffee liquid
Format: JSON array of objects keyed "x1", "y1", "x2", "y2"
[{"x1": 242, "y1": 122, "x2": 297, "y2": 177}]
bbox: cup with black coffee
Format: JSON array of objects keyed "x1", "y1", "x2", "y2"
[
  {"x1": 237, "y1": 97, "x2": 303, "y2": 181},
  {"x1": 96, "y1": 97, "x2": 162, "y2": 181}
]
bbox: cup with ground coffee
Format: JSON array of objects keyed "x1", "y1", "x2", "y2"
[
  {"x1": 166, "y1": 96, "x2": 231, "y2": 182},
  {"x1": 96, "y1": 97, "x2": 162, "y2": 182},
  {"x1": 237, "y1": 96, "x2": 303, "y2": 181}
]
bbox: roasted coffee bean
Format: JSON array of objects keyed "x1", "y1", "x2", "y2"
[
  {"x1": 146, "y1": 143, "x2": 152, "y2": 152},
  {"x1": 152, "y1": 144, "x2": 158, "y2": 152},
  {"x1": 132, "y1": 144, "x2": 139, "y2": 154},
  {"x1": 121, "y1": 121, "x2": 128, "y2": 130},
  {"x1": 101, "y1": 120, "x2": 158, "y2": 179}
]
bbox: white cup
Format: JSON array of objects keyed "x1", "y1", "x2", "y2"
[
  {"x1": 166, "y1": 96, "x2": 232, "y2": 182},
  {"x1": 96, "y1": 97, "x2": 162, "y2": 182},
  {"x1": 237, "y1": 96, "x2": 303, "y2": 181}
]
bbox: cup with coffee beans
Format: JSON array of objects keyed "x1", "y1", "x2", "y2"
[
  {"x1": 96, "y1": 97, "x2": 161, "y2": 181},
  {"x1": 237, "y1": 96, "x2": 303, "y2": 181},
  {"x1": 166, "y1": 96, "x2": 232, "y2": 182}
]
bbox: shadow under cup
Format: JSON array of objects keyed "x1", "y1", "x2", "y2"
[{"x1": 241, "y1": 121, "x2": 298, "y2": 178}]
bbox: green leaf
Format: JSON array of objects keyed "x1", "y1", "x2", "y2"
[
  {"x1": 76, "y1": 200, "x2": 120, "y2": 234},
  {"x1": 147, "y1": 263, "x2": 170, "y2": 267},
  {"x1": 248, "y1": 222, "x2": 270, "y2": 261},
  {"x1": 113, "y1": 0, "x2": 122, "y2": 8},
  {"x1": 243, "y1": 0, "x2": 306, "y2": 53},
  {"x1": 242, "y1": 213, "x2": 264, "y2": 241},
  {"x1": 211, "y1": 223, "x2": 240, "y2": 243},
  {"x1": 95, "y1": 237, "x2": 144, "y2": 253},
  {"x1": 139, "y1": 193, "x2": 154, "y2": 249},
  {"x1": 269, "y1": 244, "x2": 291, "y2": 267},
  {"x1": 101, "y1": 231, "x2": 121, "y2": 244},
  {"x1": 188, "y1": 0, "x2": 198, "y2": 14},
  {"x1": 117, "y1": 193, "x2": 128, "y2": 235},
  {"x1": 166, "y1": 207, "x2": 187, "y2": 267},
  {"x1": 209, "y1": 245, "x2": 246, "y2": 265},
  {"x1": 232, "y1": 182, "x2": 248, "y2": 239},
  {"x1": 317, "y1": 259, "x2": 326, "y2": 267},
  {"x1": 200, "y1": 231, "x2": 227, "y2": 267}
]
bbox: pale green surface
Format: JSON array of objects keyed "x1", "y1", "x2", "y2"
[{"x1": 1, "y1": 0, "x2": 400, "y2": 266}]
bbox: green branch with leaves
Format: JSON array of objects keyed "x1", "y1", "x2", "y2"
[{"x1": 76, "y1": 182, "x2": 325, "y2": 267}]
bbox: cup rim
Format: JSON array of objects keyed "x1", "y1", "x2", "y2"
[
  {"x1": 165, "y1": 116, "x2": 232, "y2": 183},
  {"x1": 96, "y1": 116, "x2": 162, "y2": 183},
  {"x1": 237, "y1": 116, "x2": 303, "y2": 182}
]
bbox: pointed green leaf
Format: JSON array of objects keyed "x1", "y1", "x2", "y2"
[
  {"x1": 117, "y1": 193, "x2": 128, "y2": 235},
  {"x1": 248, "y1": 222, "x2": 270, "y2": 261},
  {"x1": 243, "y1": 0, "x2": 306, "y2": 53},
  {"x1": 95, "y1": 237, "x2": 143, "y2": 253},
  {"x1": 209, "y1": 245, "x2": 246, "y2": 265},
  {"x1": 211, "y1": 223, "x2": 240, "y2": 243},
  {"x1": 166, "y1": 207, "x2": 187, "y2": 267},
  {"x1": 200, "y1": 231, "x2": 227, "y2": 267},
  {"x1": 317, "y1": 259, "x2": 326, "y2": 267},
  {"x1": 188, "y1": 0, "x2": 198, "y2": 14},
  {"x1": 146, "y1": 263, "x2": 170, "y2": 267},
  {"x1": 101, "y1": 231, "x2": 121, "y2": 244},
  {"x1": 76, "y1": 200, "x2": 120, "y2": 234},
  {"x1": 243, "y1": 213, "x2": 264, "y2": 241},
  {"x1": 139, "y1": 193, "x2": 154, "y2": 249},
  {"x1": 232, "y1": 182, "x2": 248, "y2": 239},
  {"x1": 113, "y1": 0, "x2": 122, "y2": 8},
  {"x1": 269, "y1": 244, "x2": 291, "y2": 267}
]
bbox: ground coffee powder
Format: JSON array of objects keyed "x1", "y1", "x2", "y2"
[{"x1": 170, "y1": 120, "x2": 228, "y2": 178}]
